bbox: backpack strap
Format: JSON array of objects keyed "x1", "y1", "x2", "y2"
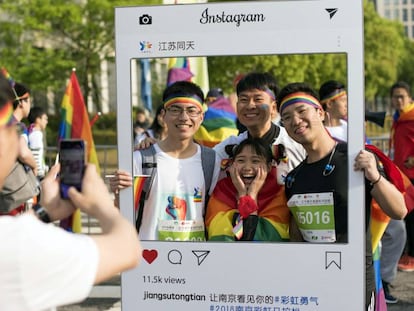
[
  {"x1": 200, "y1": 145, "x2": 216, "y2": 195},
  {"x1": 135, "y1": 144, "x2": 216, "y2": 231},
  {"x1": 136, "y1": 144, "x2": 157, "y2": 231}
]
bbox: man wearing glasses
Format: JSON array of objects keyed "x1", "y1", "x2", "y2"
[
  {"x1": 11, "y1": 82, "x2": 37, "y2": 177},
  {"x1": 389, "y1": 81, "x2": 414, "y2": 273},
  {"x1": 133, "y1": 81, "x2": 220, "y2": 241}
]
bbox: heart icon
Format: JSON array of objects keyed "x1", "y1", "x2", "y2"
[{"x1": 143, "y1": 249, "x2": 158, "y2": 264}]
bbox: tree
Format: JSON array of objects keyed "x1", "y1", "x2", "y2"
[
  {"x1": 364, "y1": 0, "x2": 405, "y2": 100},
  {"x1": 0, "y1": 0, "x2": 161, "y2": 112}
]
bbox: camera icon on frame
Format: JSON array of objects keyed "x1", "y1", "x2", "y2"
[{"x1": 139, "y1": 14, "x2": 152, "y2": 25}]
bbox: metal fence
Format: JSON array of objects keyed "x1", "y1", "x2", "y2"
[
  {"x1": 368, "y1": 136, "x2": 390, "y2": 155},
  {"x1": 45, "y1": 144, "x2": 118, "y2": 177},
  {"x1": 45, "y1": 138, "x2": 391, "y2": 174}
]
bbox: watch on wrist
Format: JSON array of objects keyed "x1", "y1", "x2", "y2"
[{"x1": 32, "y1": 204, "x2": 51, "y2": 223}]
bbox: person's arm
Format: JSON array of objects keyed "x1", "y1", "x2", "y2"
[
  {"x1": 108, "y1": 170, "x2": 133, "y2": 207},
  {"x1": 18, "y1": 135, "x2": 37, "y2": 175},
  {"x1": 370, "y1": 175, "x2": 407, "y2": 220},
  {"x1": 354, "y1": 149, "x2": 407, "y2": 220},
  {"x1": 134, "y1": 136, "x2": 157, "y2": 150},
  {"x1": 40, "y1": 164, "x2": 141, "y2": 284}
]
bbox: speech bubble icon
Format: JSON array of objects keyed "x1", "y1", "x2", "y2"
[{"x1": 168, "y1": 249, "x2": 182, "y2": 265}]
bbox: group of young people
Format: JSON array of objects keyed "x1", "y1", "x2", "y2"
[
  {"x1": 0, "y1": 73, "x2": 141, "y2": 310},
  {"x1": 108, "y1": 72, "x2": 408, "y2": 310}
]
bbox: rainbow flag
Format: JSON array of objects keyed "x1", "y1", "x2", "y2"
[
  {"x1": 58, "y1": 70, "x2": 101, "y2": 233},
  {"x1": 194, "y1": 97, "x2": 238, "y2": 147},
  {"x1": 366, "y1": 144, "x2": 414, "y2": 311},
  {"x1": 167, "y1": 58, "x2": 193, "y2": 86},
  {"x1": 134, "y1": 175, "x2": 148, "y2": 212},
  {"x1": 1, "y1": 67, "x2": 15, "y2": 88}
]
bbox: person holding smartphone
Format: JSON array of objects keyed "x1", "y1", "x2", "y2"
[{"x1": 0, "y1": 74, "x2": 141, "y2": 311}]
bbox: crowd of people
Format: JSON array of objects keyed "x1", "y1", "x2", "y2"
[
  {"x1": 1, "y1": 67, "x2": 413, "y2": 311},
  {"x1": 0, "y1": 72, "x2": 141, "y2": 310}
]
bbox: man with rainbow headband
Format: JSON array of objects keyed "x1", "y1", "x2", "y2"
[
  {"x1": 132, "y1": 81, "x2": 220, "y2": 241},
  {"x1": 389, "y1": 81, "x2": 414, "y2": 273},
  {"x1": 277, "y1": 82, "x2": 407, "y2": 311},
  {"x1": 319, "y1": 80, "x2": 348, "y2": 142}
]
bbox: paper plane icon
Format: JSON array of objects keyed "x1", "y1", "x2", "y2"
[{"x1": 326, "y1": 8, "x2": 338, "y2": 19}]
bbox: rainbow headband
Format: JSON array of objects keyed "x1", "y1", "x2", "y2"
[
  {"x1": 0, "y1": 102, "x2": 14, "y2": 127},
  {"x1": 15, "y1": 92, "x2": 30, "y2": 101},
  {"x1": 163, "y1": 94, "x2": 204, "y2": 111},
  {"x1": 264, "y1": 88, "x2": 276, "y2": 100},
  {"x1": 279, "y1": 92, "x2": 322, "y2": 114},
  {"x1": 320, "y1": 89, "x2": 346, "y2": 104}
]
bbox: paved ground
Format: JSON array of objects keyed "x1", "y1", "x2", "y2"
[
  {"x1": 387, "y1": 270, "x2": 414, "y2": 311},
  {"x1": 58, "y1": 270, "x2": 414, "y2": 311}
]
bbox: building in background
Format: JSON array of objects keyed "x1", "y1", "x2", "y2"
[{"x1": 376, "y1": 0, "x2": 414, "y2": 39}]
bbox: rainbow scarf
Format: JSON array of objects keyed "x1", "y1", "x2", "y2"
[{"x1": 206, "y1": 168, "x2": 290, "y2": 241}]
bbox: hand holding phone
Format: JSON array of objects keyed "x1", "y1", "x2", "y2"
[{"x1": 59, "y1": 139, "x2": 86, "y2": 199}]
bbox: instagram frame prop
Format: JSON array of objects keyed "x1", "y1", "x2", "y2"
[{"x1": 115, "y1": 1, "x2": 364, "y2": 310}]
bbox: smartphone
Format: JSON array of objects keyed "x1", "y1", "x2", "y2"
[{"x1": 59, "y1": 139, "x2": 86, "y2": 199}]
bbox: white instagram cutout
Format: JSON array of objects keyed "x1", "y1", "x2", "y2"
[{"x1": 115, "y1": 1, "x2": 364, "y2": 310}]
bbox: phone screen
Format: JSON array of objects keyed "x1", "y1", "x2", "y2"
[{"x1": 59, "y1": 139, "x2": 85, "y2": 199}]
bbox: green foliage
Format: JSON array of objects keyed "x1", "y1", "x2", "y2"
[
  {"x1": 208, "y1": 53, "x2": 347, "y2": 95},
  {"x1": 397, "y1": 38, "x2": 414, "y2": 89},
  {"x1": 1, "y1": 0, "x2": 414, "y2": 107},
  {"x1": 364, "y1": 0, "x2": 405, "y2": 99},
  {"x1": 45, "y1": 112, "x2": 117, "y2": 147},
  {"x1": 0, "y1": 0, "x2": 162, "y2": 112}
]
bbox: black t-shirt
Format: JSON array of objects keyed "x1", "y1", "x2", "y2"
[{"x1": 285, "y1": 142, "x2": 378, "y2": 305}]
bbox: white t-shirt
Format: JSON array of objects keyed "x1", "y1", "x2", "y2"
[
  {"x1": 325, "y1": 119, "x2": 348, "y2": 142},
  {"x1": 28, "y1": 129, "x2": 47, "y2": 178},
  {"x1": 133, "y1": 144, "x2": 219, "y2": 241},
  {"x1": 213, "y1": 126, "x2": 306, "y2": 183},
  {"x1": 0, "y1": 214, "x2": 99, "y2": 311}
]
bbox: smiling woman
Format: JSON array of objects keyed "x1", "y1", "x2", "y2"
[{"x1": 205, "y1": 138, "x2": 290, "y2": 242}]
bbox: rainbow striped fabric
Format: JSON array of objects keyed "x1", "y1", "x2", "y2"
[
  {"x1": 1, "y1": 67, "x2": 15, "y2": 88},
  {"x1": 134, "y1": 175, "x2": 148, "y2": 212},
  {"x1": 194, "y1": 97, "x2": 238, "y2": 147},
  {"x1": 167, "y1": 58, "x2": 193, "y2": 86},
  {"x1": 366, "y1": 144, "x2": 414, "y2": 311},
  {"x1": 58, "y1": 71, "x2": 100, "y2": 233}
]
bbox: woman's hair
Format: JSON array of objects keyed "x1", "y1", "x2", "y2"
[
  {"x1": 148, "y1": 105, "x2": 165, "y2": 139},
  {"x1": 230, "y1": 138, "x2": 273, "y2": 164}
]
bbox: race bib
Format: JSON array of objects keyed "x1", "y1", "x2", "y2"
[
  {"x1": 158, "y1": 219, "x2": 206, "y2": 241},
  {"x1": 287, "y1": 192, "x2": 336, "y2": 243}
]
